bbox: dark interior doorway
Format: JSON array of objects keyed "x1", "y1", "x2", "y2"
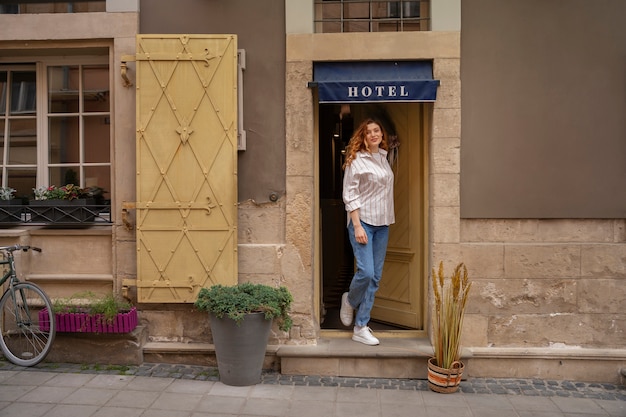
[{"x1": 318, "y1": 103, "x2": 404, "y2": 331}]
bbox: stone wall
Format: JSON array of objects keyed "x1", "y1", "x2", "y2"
[{"x1": 459, "y1": 219, "x2": 626, "y2": 349}]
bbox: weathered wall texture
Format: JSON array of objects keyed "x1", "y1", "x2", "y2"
[{"x1": 459, "y1": 219, "x2": 625, "y2": 349}]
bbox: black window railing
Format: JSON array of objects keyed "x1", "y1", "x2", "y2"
[{"x1": 0, "y1": 203, "x2": 111, "y2": 225}]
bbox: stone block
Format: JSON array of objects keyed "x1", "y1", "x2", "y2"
[
  {"x1": 581, "y1": 244, "x2": 626, "y2": 278},
  {"x1": 461, "y1": 219, "x2": 617, "y2": 244},
  {"x1": 286, "y1": 149, "x2": 314, "y2": 177},
  {"x1": 29, "y1": 231, "x2": 112, "y2": 275},
  {"x1": 461, "y1": 314, "x2": 488, "y2": 347},
  {"x1": 466, "y1": 356, "x2": 626, "y2": 383},
  {"x1": 431, "y1": 206, "x2": 460, "y2": 243},
  {"x1": 238, "y1": 244, "x2": 280, "y2": 275},
  {"x1": 578, "y1": 278, "x2": 626, "y2": 314},
  {"x1": 433, "y1": 108, "x2": 460, "y2": 139},
  {"x1": 287, "y1": 32, "x2": 459, "y2": 62},
  {"x1": 505, "y1": 245, "x2": 581, "y2": 278},
  {"x1": 183, "y1": 310, "x2": 212, "y2": 342},
  {"x1": 488, "y1": 313, "x2": 625, "y2": 348},
  {"x1": 430, "y1": 137, "x2": 460, "y2": 174},
  {"x1": 115, "y1": 240, "x2": 137, "y2": 277},
  {"x1": 339, "y1": 357, "x2": 427, "y2": 379},
  {"x1": 459, "y1": 243, "x2": 504, "y2": 279},
  {"x1": 433, "y1": 58, "x2": 460, "y2": 80},
  {"x1": 45, "y1": 325, "x2": 147, "y2": 365},
  {"x1": 280, "y1": 356, "x2": 340, "y2": 376},
  {"x1": 532, "y1": 220, "x2": 614, "y2": 243},
  {"x1": 434, "y1": 78, "x2": 460, "y2": 109},
  {"x1": 142, "y1": 310, "x2": 185, "y2": 342},
  {"x1": 461, "y1": 219, "x2": 539, "y2": 243},
  {"x1": 615, "y1": 220, "x2": 626, "y2": 242},
  {"x1": 431, "y1": 243, "x2": 461, "y2": 270},
  {"x1": 238, "y1": 204, "x2": 284, "y2": 244},
  {"x1": 286, "y1": 177, "x2": 313, "y2": 267},
  {"x1": 468, "y1": 278, "x2": 577, "y2": 315},
  {"x1": 431, "y1": 173, "x2": 459, "y2": 207},
  {"x1": 142, "y1": 309, "x2": 211, "y2": 344}
]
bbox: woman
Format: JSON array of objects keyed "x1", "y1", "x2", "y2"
[{"x1": 340, "y1": 118, "x2": 395, "y2": 346}]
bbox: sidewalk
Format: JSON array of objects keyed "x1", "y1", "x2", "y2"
[{"x1": 0, "y1": 362, "x2": 624, "y2": 417}]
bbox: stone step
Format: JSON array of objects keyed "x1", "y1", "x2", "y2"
[
  {"x1": 277, "y1": 337, "x2": 434, "y2": 379},
  {"x1": 142, "y1": 337, "x2": 435, "y2": 379},
  {"x1": 142, "y1": 341, "x2": 280, "y2": 369}
]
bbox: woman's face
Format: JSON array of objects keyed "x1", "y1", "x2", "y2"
[{"x1": 365, "y1": 122, "x2": 383, "y2": 149}]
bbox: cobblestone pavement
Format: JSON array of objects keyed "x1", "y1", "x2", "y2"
[{"x1": 1, "y1": 361, "x2": 624, "y2": 402}]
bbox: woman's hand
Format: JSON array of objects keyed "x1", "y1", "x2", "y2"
[
  {"x1": 349, "y1": 210, "x2": 367, "y2": 244},
  {"x1": 354, "y1": 223, "x2": 368, "y2": 244}
]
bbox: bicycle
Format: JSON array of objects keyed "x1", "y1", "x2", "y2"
[{"x1": 0, "y1": 245, "x2": 55, "y2": 366}]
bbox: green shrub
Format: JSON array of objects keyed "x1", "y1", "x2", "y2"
[{"x1": 195, "y1": 282, "x2": 293, "y2": 332}]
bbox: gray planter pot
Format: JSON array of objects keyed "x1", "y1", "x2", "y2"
[{"x1": 209, "y1": 311, "x2": 272, "y2": 386}]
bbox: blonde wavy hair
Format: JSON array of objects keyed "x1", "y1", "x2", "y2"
[{"x1": 342, "y1": 118, "x2": 388, "y2": 169}]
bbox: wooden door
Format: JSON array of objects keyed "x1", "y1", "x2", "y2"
[
  {"x1": 134, "y1": 35, "x2": 238, "y2": 303},
  {"x1": 370, "y1": 103, "x2": 425, "y2": 329}
]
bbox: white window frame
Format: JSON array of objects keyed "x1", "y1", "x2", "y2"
[
  {"x1": 0, "y1": 64, "x2": 38, "y2": 189},
  {"x1": 39, "y1": 56, "x2": 111, "y2": 189},
  {"x1": 0, "y1": 56, "x2": 111, "y2": 197}
]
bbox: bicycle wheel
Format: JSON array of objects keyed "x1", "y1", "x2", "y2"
[{"x1": 0, "y1": 282, "x2": 56, "y2": 366}]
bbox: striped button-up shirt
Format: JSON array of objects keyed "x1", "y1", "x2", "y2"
[{"x1": 343, "y1": 149, "x2": 395, "y2": 226}]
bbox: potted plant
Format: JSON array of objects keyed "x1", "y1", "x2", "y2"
[
  {"x1": 40, "y1": 291, "x2": 138, "y2": 334},
  {"x1": 0, "y1": 187, "x2": 22, "y2": 222},
  {"x1": 428, "y1": 261, "x2": 472, "y2": 393},
  {"x1": 194, "y1": 282, "x2": 293, "y2": 386},
  {"x1": 31, "y1": 184, "x2": 96, "y2": 222}
]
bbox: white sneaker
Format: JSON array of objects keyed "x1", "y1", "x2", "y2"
[
  {"x1": 340, "y1": 292, "x2": 353, "y2": 326},
  {"x1": 352, "y1": 326, "x2": 379, "y2": 346}
]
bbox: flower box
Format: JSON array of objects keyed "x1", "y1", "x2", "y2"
[
  {"x1": 29, "y1": 198, "x2": 96, "y2": 223},
  {"x1": 39, "y1": 307, "x2": 138, "y2": 334},
  {"x1": 0, "y1": 200, "x2": 23, "y2": 222}
]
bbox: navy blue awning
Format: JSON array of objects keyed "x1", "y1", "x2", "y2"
[{"x1": 312, "y1": 61, "x2": 440, "y2": 103}]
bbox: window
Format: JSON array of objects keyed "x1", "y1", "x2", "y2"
[
  {"x1": 0, "y1": 1, "x2": 105, "y2": 14},
  {"x1": 388, "y1": 1, "x2": 420, "y2": 18},
  {"x1": 314, "y1": 0, "x2": 430, "y2": 33},
  {"x1": 47, "y1": 64, "x2": 111, "y2": 194},
  {"x1": 0, "y1": 58, "x2": 111, "y2": 210},
  {"x1": 0, "y1": 67, "x2": 37, "y2": 198}
]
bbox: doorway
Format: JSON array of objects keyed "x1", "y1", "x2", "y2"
[{"x1": 319, "y1": 102, "x2": 428, "y2": 332}]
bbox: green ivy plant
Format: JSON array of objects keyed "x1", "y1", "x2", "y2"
[{"x1": 195, "y1": 282, "x2": 293, "y2": 332}]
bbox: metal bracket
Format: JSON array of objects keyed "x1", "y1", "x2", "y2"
[
  {"x1": 120, "y1": 54, "x2": 136, "y2": 88},
  {"x1": 121, "y1": 201, "x2": 136, "y2": 231}
]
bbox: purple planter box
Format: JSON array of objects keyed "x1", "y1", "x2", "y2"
[{"x1": 39, "y1": 307, "x2": 138, "y2": 334}]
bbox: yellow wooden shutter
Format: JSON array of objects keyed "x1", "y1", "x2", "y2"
[{"x1": 134, "y1": 35, "x2": 238, "y2": 303}]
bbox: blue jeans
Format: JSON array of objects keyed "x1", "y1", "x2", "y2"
[{"x1": 346, "y1": 220, "x2": 389, "y2": 327}]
